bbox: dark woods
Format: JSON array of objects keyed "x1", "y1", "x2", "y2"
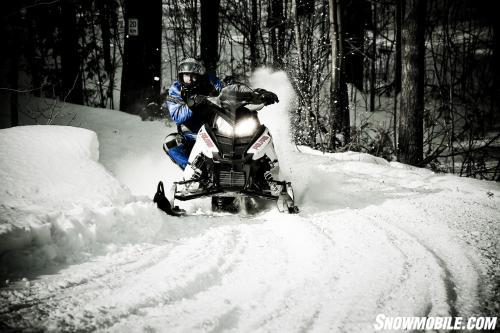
[
  {"x1": 1, "y1": 0, "x2": 499, "y2": 180},
  {"x1": 1, "y1": 0, "x2": 122, "y2": 112}
]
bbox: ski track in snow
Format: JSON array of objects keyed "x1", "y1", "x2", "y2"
[{"x1": 1, "y1": 188, "x2": 496, "y2": 332}]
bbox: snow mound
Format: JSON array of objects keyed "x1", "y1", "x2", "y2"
[
  {"x1": 19, "y1": 100, "x2": 179, "y2": 197},
  {"x1": 0, "y1": 125, "x2": 130, "y2": 209},
  {"x1": 0, "y1": 126, "x2": 166, "y2": 276}
]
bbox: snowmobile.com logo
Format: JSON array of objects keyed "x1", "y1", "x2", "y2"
[{"x1": 373, "y1": 314, "x2": 497, "y2": 331}]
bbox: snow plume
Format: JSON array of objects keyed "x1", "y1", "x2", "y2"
[
  {"x1": 0, "y1": 126, "x2": 167, "y2": 277},
  {"x1": 250, "y1": 67, "x2": 297, "y2": 180}
]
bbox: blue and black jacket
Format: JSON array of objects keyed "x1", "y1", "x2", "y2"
[{"x1": 163, "y1": 74, "x2": 223, "y2": 133}]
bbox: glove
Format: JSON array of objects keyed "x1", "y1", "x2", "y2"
[
  {"x1": 140, "y1": 102, "x2": 161, "y2": 121},
  {"x1": 186, "y1": 94, "x2": 207, "y2": 108},
  {"x1": 255, "y1": 89, "x2": 279, "y2": 105}
]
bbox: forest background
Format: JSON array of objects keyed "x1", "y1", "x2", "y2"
[{"x1": 1, "y1": 0, "x2": 499, "y2": 180}]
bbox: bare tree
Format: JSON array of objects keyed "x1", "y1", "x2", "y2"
[
  {"x1": 219, "y1": 0, "x2": 268, "y2": 74},
  {"x1": 60, "y1": 0, "x2": 83, "y2": 104},
  {"x1": 97, "y1": 0, "x2": 119, "y2": 109},
  {"x1": 120, "y1": 0, "x2": 162, "y2": 114},
  {"x1": 393, "y1": 0, "x2": 402, "y2": 150},
  {"x1": 398, "y1": 0, "x2": 426, "y2": 165},
  {"x1": 268, "y1": 0, "x2": 286, "y2": 68},
  {"x1": 200, "y1": 0, "x2": 220, "y2": 75},
  {"x1": 249, "y1": 0, "x2": 261, "y2": 70},
  {"x1": 328, "y1": 0, "x2": 350, "y2": 149}
]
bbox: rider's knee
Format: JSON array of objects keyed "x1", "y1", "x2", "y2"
[{"x1": 163, "y1": 133, "x2": 183, "y2": 154}]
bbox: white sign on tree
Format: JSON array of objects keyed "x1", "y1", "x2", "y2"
[{"x1": 128, "y1": 18, "x2": 139, "y2": 36}]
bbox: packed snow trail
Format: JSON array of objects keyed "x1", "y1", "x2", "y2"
[
  {"x1": 1, "y1": 69, "x2": 499, "y2": 332},
  {"x1": 1, "y1": 190, "x2": 496, "y2": 332}
]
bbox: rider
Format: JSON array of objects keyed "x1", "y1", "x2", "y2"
[
  {"x1": 153, "y1": 65, "x2": 280, "y2": 215},
  {"x1": 162, "y1": 57, "x2": 223, "y2": 169}
]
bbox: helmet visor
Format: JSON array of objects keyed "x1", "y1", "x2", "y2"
[{"x1": 178, "y1": 61, "x2": 203, "y2": 75}]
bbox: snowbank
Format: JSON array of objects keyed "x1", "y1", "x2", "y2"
[
  {"x1": 19, "y1": 101, "x2": 180, "y2": 197},
  {"x1": 0, "y1": 126, "x2": 166, "y2": 275},
  {"x1": 0, "y1": 125, "x2": 130, "y2": 209}
]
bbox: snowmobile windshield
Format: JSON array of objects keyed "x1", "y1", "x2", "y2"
[{"x1": 215, "y1": 84, "x2": 265, "y2": 125}]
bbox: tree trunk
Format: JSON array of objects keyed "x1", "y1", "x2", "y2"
[
  {"x1": 269, "y1": 1, "x2": 277, "y2": 65},
  {"x1": 492, "y1": 7, "x2": 500, "y2": 126},
  {"x1": 1, "y1": 3, "x2": 21, "y2": 128},
  {"x1": 60, "y1": 0, "x2": 83, "y2": 104},
  {"x1": 328, "y1": 0, "x2": 349, "y2": 148},
  {"x1": 192, "y1": 0, "x2": 198, "y2": 56},
  {"x1": 98, "y1": 0, "x2": 118, "y2": 108},
  {"x1": 328, "y1": 0, "x2": 339, "y2": 149},
  {"x1": 394, "y1": 1, "x2": 402, "y2": 95},
  {"x1": 393, "y1": 0, "x2": 403, "y2": 151},
  {"x1": 249, "y1": 0, "x2": 260, "y2": 70},
  {"x1": 370, "y1": 2, "x2": 376, "y2": 113},
  {"x1": 337, "y1": 0, "x2": 349, "y2": 143},
  {"x1": 291, "y1": 0, "x2": 310, "y2": 144},
  {"x1": 291, "y1": 0, "x2": 304, "y2": 75},
  {"x1": 10, "y1": 63, "x2": 18, "y2": 127},
  {"x1": 98, "y1": 0, "x2": 112, "y2": 75},
  {"x1": 120, "y1": 0, "x2": 162, "y2": 114},
  {"x1": 398, "y1": 0, "x2": 425, "y2": 165},
  {"x1": 342, "y1": 0, "x2": 367, "y2": 92},
  {"x1": 200, "y1": 0, "x2": 220, "y2": 75},
  {"x1": 268, "y1": 0, "x2": 285, "y2": 68}
]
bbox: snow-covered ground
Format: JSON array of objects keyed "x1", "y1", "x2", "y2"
[{"x1": 1, "y1": 69, "x2": 499, "y2": 332}]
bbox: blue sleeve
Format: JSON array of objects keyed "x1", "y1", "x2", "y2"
[
  {"x1": 208, "y1": 75, "x2": 223, "y2": 93},
  {"x1": 163, "y1": 81, "x2": 193, "y2": 125}
]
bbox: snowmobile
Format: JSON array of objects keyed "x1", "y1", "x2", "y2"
[{"x1": 154, "y1": 84, "x2": 299, "y2": 216}]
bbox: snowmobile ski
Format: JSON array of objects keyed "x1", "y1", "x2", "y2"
[
  {"x1": 154, "y1": 181, "x2": 186, "y2": 216},
  {"x1": 276, "y1": 182, "x2": 299, "y2": 214}
]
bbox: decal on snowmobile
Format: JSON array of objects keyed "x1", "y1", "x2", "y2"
[
  {"x1": 200, "y1": 132, "x2": 215, "y2": 148},
  {"x1": 189, "y1": 126, "x2": 219, "y2": 160},
  {"x1": 251, "y1": 135, "x2": 270, "y2": 150},
  {"x1": 247, "y1": 129, "x2": 274, "y2": 160}
]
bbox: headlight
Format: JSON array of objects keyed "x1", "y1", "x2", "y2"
[
  {"x1": 235, "y1": 118, "x2": 258, "y2": 137},
  {"x1": 215, "y1": 117, "x2": 234, "y2": 137},
  {"x1": 215, "y1": 117, "x2": 258, "y2": 137}
]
